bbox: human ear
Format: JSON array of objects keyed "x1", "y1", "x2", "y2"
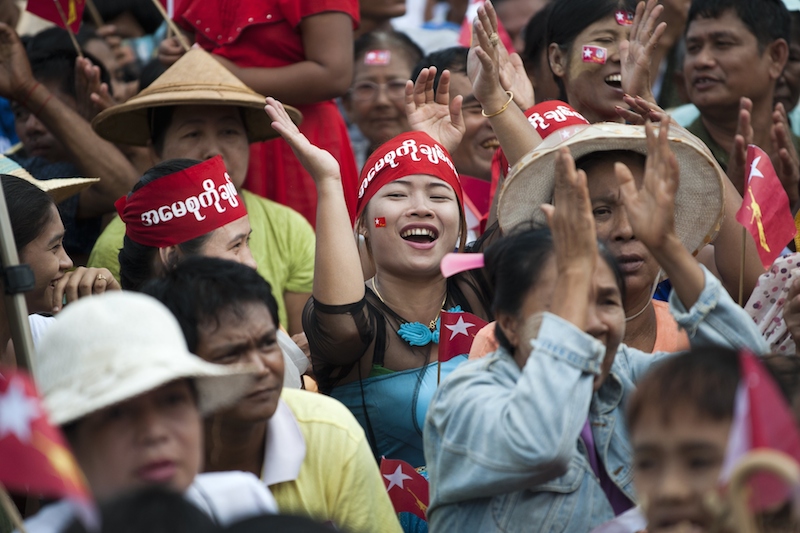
[
  {"x1": 158, "y1": 245, "x2": 182, "y2": 271},
  {"x1": 768, "y1": 39, "x2": 790, "y2": 80},
  {"x1": 549, "y1": 43, "x2": 568, "y2": 80},
  {"x1": 496, "y1": 312, "x2": 520, "y2": 349}
]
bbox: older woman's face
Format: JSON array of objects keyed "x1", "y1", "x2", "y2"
[
  {"x1": 197, "y1": 216, "x2": 257, "y2": 271},
  {"x1": 503, "y1": 253, "x2": 625, "y2": 389},
  {"x1": 364, "y1": 174, "x2": 462, "y2": 277},
  {"x1": 70, "y1": 380, "x2": 203, "y2": 501},
  {"x1": 159, "y1": 106, "x2": 250, "y2": 188},
  {"x1": 344, "y1": 49, "x2": 413, "y2": 148},
  {"x1": 19, "y1": 204, "x2": 73, "y2": 314},
  {"x1": 550, "y1": 15, "x2": 628, "y2": 123},
  {"x1": 583, "y1": 153, "x2": 662, "y2": 314}
]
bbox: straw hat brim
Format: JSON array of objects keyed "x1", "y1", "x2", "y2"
[
  {"x1": 0, "y1": 155, "x2": 99, "y2": 204},
  {"x1": 497, "y1": 123, "x2": 725, "y2": 255},
  {"x1": 92, "y1": 92, "x2": 302, "y2": 147},
  {"x1": 42, "y1": 347, "x2": 255, "y2": 426}
]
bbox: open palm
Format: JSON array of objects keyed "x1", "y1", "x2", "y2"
[{"x1": 406, "y1": 67, "x2": 465, "y2": 154}]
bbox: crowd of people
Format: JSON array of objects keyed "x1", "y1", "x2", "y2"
[{"x1": 2, "y1": 0, "x2": 800, "y2": 531}]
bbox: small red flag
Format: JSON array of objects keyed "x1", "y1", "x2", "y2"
[
  {"x1": 26, "y1": 0, "x2": 85, "y2": 33},
  {"x1": 379, "y1": 457, "x2": 429, "y2": 521},
  {"x1": 438, "y1": 311, "x2": 488, "y2": 363},
  {"x1": 735, "y1": 145, "x2": 797, "y2": 269},
  {"x1": 582, "y1": 45, "x2": 607, "y2": 64},
  {"x1": 374, "y1": 217, "x2": 386, "y2": 228},
  {"x1": 0, "y1": 370, "x2": 91, "y2": 502},
  {"x1": 720, "y1": 351, "x2": 800, "y2": 510}
]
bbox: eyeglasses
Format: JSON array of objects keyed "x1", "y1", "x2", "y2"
[{"x1": 349, "y1": 80, "x2": 408, "y2": 102}]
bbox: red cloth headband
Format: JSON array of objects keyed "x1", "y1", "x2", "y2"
[
  {"x1": 356, "y1": 131, "x2": 463, "y2": 219},
  {"x1": 115, "y1": 156, "x2": 247, "y2": 248}
]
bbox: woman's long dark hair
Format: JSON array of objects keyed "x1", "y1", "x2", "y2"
[{"x1": 1, "y1": 174, "x2": 57, "y2": 254}]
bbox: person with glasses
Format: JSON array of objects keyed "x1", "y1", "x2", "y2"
[{"x1": 343, "y1": 30, "x2": 424, "y2": 170}]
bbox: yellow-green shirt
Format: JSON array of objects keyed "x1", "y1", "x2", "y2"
[
  {"x1": 268, "y1": 389, "x2": 403, "y2": 533},
  {"x1": 87, "y1": 190, "x2": 315, "y2": 328}
]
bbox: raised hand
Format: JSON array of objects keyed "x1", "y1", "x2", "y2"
[
  {"x1": 405, "y1": 66, "x2": 465, "y2": 154},
  {"x1": 727, "y1": 97, "x2": 754, "y2": 196},
  {"x1": 477, "y1": 0, "x2": 535, "y2": 109},
  {"x1": 616, "y1": 94, "x2": 669, "y2": 125},
  {"x1": 541, "y1": 147, "x2": 598, "y2": 272},
  {"x1": 51, "y1": 267, "x2": 121, "y2": 313},
  {"x1": 620, "y1": 0, "x2": 666, "y2": 103},
  {"x1": 74, "y1": 57, "x2": 115, "y2": 121},
  {"x1": 467, "y1": 5, "x2": 511, "y2": 114},
  {"x1": 616, "y1": 119, "x2": 679, "y2": 252},
  {"x1": 0, "y1": 23, "x2": 35, "y2": 101},
  {"x1": 770, "y1": 102, "x2": 800, "y2": 206},
  {"x1": 265, "y1": 97, "x2": 341, "y2": 184}
]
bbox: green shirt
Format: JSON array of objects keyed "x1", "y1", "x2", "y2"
[{"x1": 87, "y1": 190, "x2": 315, "y2": 328}]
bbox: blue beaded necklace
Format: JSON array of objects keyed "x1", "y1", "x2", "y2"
[{"x1": 370, "y1": 278, "x2": 460, "y2": 347}]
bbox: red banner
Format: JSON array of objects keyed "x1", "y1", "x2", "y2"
[{"x1": 26, "y1": 0, "x2": 85, "y2": 33}]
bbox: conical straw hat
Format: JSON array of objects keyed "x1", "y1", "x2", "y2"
[
  {"x1": 92, "y1": 48, "x2": 302, "y2": 147},
  {"x1": 497, "y1": 122, "x2": 725, "y2": 255},
  {"x1": 0, "y1": 155, "x2": 99, "y2": 204}
]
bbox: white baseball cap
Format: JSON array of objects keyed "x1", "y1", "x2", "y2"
[{"x1": 35, "y1": 291, "x2": 256, "y2": 426}]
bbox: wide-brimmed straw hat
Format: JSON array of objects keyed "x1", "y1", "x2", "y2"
[
  {"x1": 91, "y1": 48, "x2": 302, "y2": 147},
  {"x1": 497, "y1": 122, "x2": 725, "y2": 255},
  {"x1": 0, "y1": 155, "x2": 99, "y2": 204},
  {"x1": 35, "y1": 291, "x2": 256, "y2": 426}
]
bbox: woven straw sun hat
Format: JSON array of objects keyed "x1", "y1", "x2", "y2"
[
  {"x1": 91, "y1": 48, "x2": 302, "y2": 147},
  {"x1": 0, "y1": 155, "x2": 99, "y2": 204},
  {"x1": 35, "y1": 291, "x2": 256, "y2": 426},
  {"x1": 497, "y1": 122, "x2": 725, "y2": 255}
]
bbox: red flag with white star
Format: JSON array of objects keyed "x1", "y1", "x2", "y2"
[
  {"x1": 379, "y1": 457, "x2": 429, "y2": 521},
  {"x1": 735, "y1": 145, "x2": 796, "y2": 269},
  {"x1": 0, "y1": 369, "x2": 91, "y2": 503},
  {"x1": 582, "y1": 45, "x2": 607, "y2": 64},
  {"x1": 438, "y1": 311, "x2": 488, "y2": 363},
  {"x1": 25, "y1": 0, "x2": 85, "y2": 33}
]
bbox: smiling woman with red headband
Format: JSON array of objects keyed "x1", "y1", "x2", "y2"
[{"x1": 266, "y1": 90, "x2": 491, "y2": 467}]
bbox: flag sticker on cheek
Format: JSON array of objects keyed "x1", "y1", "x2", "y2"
[
  {"x1": 583, "y1": 45, "x2": 607, "y2": 64},
  {"x1": 365, "y1": 50, "x2": 391, "y2": 65},
  {"x1": 615, "y1": 10, "x2": 633, "y2": 25},
  {"x1": 374, "y1": 217, "x2": 386, "y2": 228}
]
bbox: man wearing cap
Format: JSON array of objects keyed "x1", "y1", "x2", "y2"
[
  {"x1": 88, "y1": 49, "x2": 313, "y2": 335},
  {"x1": 683, "y1": 0, "x2": 800, "y2": 205},
  {"x1": 22, "y1": 292, "x2": 280, "y2": 532},
  {"x1": 0, "y1": 24, "x2": 139, "y2": 260}
]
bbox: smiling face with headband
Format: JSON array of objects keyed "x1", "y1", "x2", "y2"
[
  {"x1": 116, "y1": 156, "x2": 257, "y2": 290},
  {"x1": 356, "y1": 131, "x2": 466, "y2": 277}
]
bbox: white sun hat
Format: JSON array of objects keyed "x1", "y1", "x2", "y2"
[
  {"x1": 497, "y1": 122, "x2": 725, "y2": 255},
  {"x1": 35, "y1": 291, "x2": 256, "y2": 426}
]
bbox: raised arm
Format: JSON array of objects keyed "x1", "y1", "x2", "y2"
[
  {"x1": 265, "y1": 97, "x2": 364, "y2": 306},
  {"x1": 0, "y1": 24, "x2": 138, "y2": 219},
  {"x1": 213, "y1": 12, "x2": 354, "y2": 105},
  {"x1": 468, "y1": 3, "x2": 541, "y2": 167},
  {"x1": 616, "y1": 119, "x2": 706, "y2": 308},
  {"x1": 620, "y1": 0, "x2": 666, "y2": 105}
]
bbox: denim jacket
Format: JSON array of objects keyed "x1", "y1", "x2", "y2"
[{"x1": 424, "y1": 267, "x2": 767, "y2": 533}]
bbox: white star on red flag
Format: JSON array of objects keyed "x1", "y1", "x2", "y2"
[
  {"x1": 748, "y1": 155, "x2": 765, "y2": 184},
  {"x1": 383, "y1": 464, "x2": 413, "y2": 492},
  {"x1": 444, "y1": 316, "x2": 475, "y2": 341},
  {"x1": 0, "y1": 377, "x2": 41, "y2": 443},
  {"x1": 584, "y1": 48, "x2": 592, "y2": 58}
]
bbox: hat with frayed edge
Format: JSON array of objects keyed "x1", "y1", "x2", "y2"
[
  {"x1": 497, "y1": 122, "x2": 725, "y2": 255},
  {"x1": 35, "y1": 291, "x2": 256, "y2": 426},
  {"x1": 0, "y1": 155, "x2": 99, "y2": 204},
  {"x1": 91, "y1": 48, "x2": 302, "y2": 147}
]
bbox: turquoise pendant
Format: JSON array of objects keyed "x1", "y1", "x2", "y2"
[{"x1": 396, "y1": 306, "x2": 463, "y2": 347}]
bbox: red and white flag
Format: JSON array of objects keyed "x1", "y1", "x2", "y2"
[
  {"x1": 582, "y1": 45, "x2": 607, "y2": 64},
  {"x1": 735, "y1": 145, "x2": 796, "y2": 269},
  {"x1": 719, "y1": 351, "x2": 800, "y2": 510},
  {"x1": 380, "y1": 457, "x2": 429, "y2": 521},
  {"x1": 26, "y1": 0, "x2": 85, "y2": 33},
  {"x1": 0, "y1": 370, "x2": 96, "y2": 527},
  {"x1": 438, "y1": 311, "x2": 488, "y2": 363}
]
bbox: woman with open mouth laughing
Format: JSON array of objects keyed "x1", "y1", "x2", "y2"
[{"x1": 266, "y1": 84, "x2": 491, "y2": 467}]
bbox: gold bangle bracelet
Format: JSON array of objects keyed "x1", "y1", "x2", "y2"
[{"x1": 481, "y1": 91, "x2": 514, "y2": 118}]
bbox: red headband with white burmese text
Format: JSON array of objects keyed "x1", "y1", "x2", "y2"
[
  {"x1": 115, "y1": 156, "x2": 247, "y2": 248},
  {"x1": 356, "y1": 131, "x2": 463, "y2": 220}
]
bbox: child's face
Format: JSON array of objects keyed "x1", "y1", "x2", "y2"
[{"x1": 631, "y1": 405, "x2": 732, "y2": 533}]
